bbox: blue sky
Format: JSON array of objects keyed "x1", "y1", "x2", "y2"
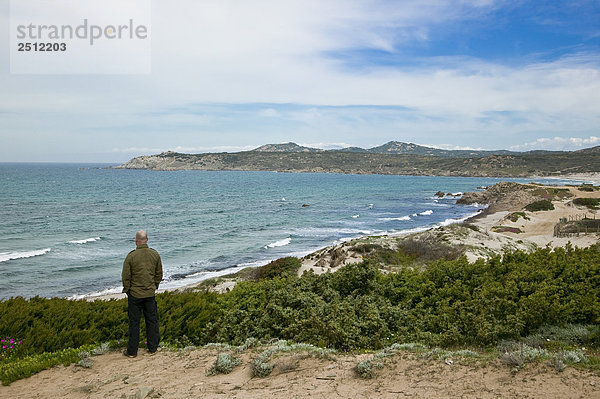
[{"x1": 1, "y1": 0, "x2": 599, "y2": 162}]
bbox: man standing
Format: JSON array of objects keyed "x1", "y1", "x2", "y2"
[{"x1": 122, "y1": 230, "x2": 163, "y2": 357}]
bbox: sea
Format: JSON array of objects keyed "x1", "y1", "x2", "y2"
[{"x1": 0, "y1": 163, "x2": 584, "y2": 300}]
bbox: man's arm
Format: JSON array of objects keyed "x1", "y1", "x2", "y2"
[
  {"x1": 155, "y1": 254, "x2": 163, "y2": 290},
  {"x1": 122, "y1": 256, "x2": 131, "y2": 294}
]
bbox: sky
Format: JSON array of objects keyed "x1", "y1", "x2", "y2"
[{"x1": 1, "y1": 0, "x2": 599, "y2": 162}]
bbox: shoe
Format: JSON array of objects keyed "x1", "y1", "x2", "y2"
[
  {"x1": 148, "y1": 348, "x2": 160, "y2": 355},
  {"x1": 123, "y1": 350, "x2": 137, "y2": 358}
]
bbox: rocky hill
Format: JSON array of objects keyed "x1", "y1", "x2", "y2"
[
  {"x1": 365, "y1": 141, "x2": 515, "y2": 157},
  {"x1": 249, "y1": 141, "x2": 516, "y2": 158},
  {"x1": 116, "y1": 142, "x2": 600, "y2": 177}
]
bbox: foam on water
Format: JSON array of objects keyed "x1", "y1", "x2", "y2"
[
  {"x1": 0, "y1": 248, "x2": 51, "y2": 263},
  {"x1": 437, "y1": 211, "x2": 482, "y2": 227},
  {"x1": 264, "y1": 237, "x2": 291, "y2": 249},
  {"x1": 378, "y1": 215, "x2": 411, "y2": 221},
  {"x1": 68, "y1": 237, "x2": 101, "y2": 244}
]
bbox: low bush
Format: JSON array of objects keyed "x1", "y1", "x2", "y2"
[
  {"x1": 397, "y1": 237, "x2": 464, "y2": 261},
  {"x1": 1, "y1": 246, "x2": 599, "y2": 372},
  {"x1": 251, "y1": 340, "x2": 335, "y2": 378},
  {"x1": 492, "y1": 226, "x2": 523, "y2": 234},
  {"x1": 525, "y1": 200, "x2": 554, "y2": 212},
  {"x1": 0, "y1": 345, "x2": 96, "y2": 385},
  {"x1": 531, "y1": 187, "x2": 572, "y2": 200},
  {"x1": 252, "y1": 257, "x2": 302, "y2": 280},
  {"x1": 578, "y1": 186, "x2": 595, "y2": 192},
  {"x1": 507, "y1": 212, "x2": 529, "y2": 223},
  {"x1": 207, "y1": 352, "x2": 242, "y2": 375},
  {"x1": 578, "y1": 184, "x2": 598, "y2": 192},
  {"x1": 573, "y1": 198, "x2": 600, "y2": 209}
]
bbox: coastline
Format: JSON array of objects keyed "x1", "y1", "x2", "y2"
[
  {"x1": 88, "y1": 176, "x2": 599, "y2": 301},
  {"x1": 534, "y1": 172, "x2": 600, "y2": 185}
]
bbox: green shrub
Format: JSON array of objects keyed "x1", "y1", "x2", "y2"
[
  {"x1": 499, "y1": 343, "x2": 548, "y2": 369},
  {"x1": 578, "y1": 185, "x2": 598, "y2": 192},
  {"x1": 578, "y1": 186, "x2": 595, "y2": 192},
  {"x1": 253, "y1": 257, "x2": 301, "y2": 280},
  {"x1": 356, "y1": 358, "x2": 376, "y2": 378},
  {"x1": 531, "y1": 187, "x2": 572, "y2": 200},
  {"x1": 397, "y1": 237, "x2": 464, "y2": 261},
  {"x1": 207, "y1": 352, "x2": 242, "y2": 375},
  {"x1": 491, "y1": 226, "x2": 522, "y2": 233},
  {"x1": 573, "y1": 198, "x2": 600, "y2": 209},
  {"x1": 0, "y1": 345, "x2": 96, "y2": 385},
  {"x1": 525, "y1": 200, "x2": 554, "y2": 212},
  {"x1": 1, "y1": 245, "x2": 599, "y2": 369},
  {"x1": 507, "y1": 212, "x2": 529, "y2": 222},
  {"x1": 250, "y1": 340, "x2": 335, "y2": 378}
]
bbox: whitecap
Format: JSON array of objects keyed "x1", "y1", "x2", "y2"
[
  {"x1": 68, "y1": 286, "x2": 122, "y2": 300},
  {"x1": 418, "y1": 210, "x2": 434, "y2": 216},
  {"x1": 378, "y1": 216, "x2": 411, "y2": 221},
  {"x1": 387, "y1": 226, "x2": 432, "y2": 237},
  {"x1": 352, "y1": 214, "x2": 359, "y2": 218},
  {"x1": 264, "y1": 237, "x2": 291, "y2": 249},
  {"x1": 468, "y1": 203, "x2": 487, "y2": 208},
  {"x1": 0, "y1": 248, "x2": 51, "y2": 263},
  {"x1": 437, "y1": 211, "x2": 480, "y2": 227},
  {"x1": 292, "y1": 227, "x2": 372, "y2": 237},
  {"x1": 68, "y1": 237, "x2": 101, "y2": 244}
]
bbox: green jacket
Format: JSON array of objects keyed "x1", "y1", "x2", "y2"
[{"x1": 122, "y1": 244, "x2": 163, "y2": 298}]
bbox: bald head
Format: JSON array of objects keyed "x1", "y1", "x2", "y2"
[{"x1": 136, "y1": 230, "x2": 148, "y2": 244}]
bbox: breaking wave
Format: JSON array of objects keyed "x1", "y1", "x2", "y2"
[
  {"x1": 68, "y1": 237, "x2": 101, "y2": 244},
  {"x1": 0, "y1": 248, "x2": 51, "y2": 263},
  {"x1": 264, "y1": 237, "x2": 291, "y2": 249}
]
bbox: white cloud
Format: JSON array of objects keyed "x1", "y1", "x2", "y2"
[
  {"x1": 427, "y1": 144, "x2": 487, "y2": 151},
  {"x1": 111, "y1": 147, "x2": 165, "y2": 153},
  {"x1": 258, "y1": 108, "x2": 280, "y2": 118},
  {"x1": 511, "y1": 136, "x2": 600, "y2": 151},
  {"x1": 1, "y1": 0, "x2": 599, "y2": 160},
  {"x1": 111, "y1": 144, "x2": 256, "y2": 154},
  {"x1": 297, "y1": 142, "x2": 358, "y2": 150}
]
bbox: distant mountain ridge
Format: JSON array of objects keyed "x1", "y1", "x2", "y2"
[
  {"x1": 252, "y1": 141, "x2": 516, "y2": 158},
  {"x1": 116, "y1": 142, "x2": 600, "y2": 177}
]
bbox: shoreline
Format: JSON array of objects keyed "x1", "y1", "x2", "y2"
[
  {"x1": 84, "y1": 210, "x2": 485, "y2": 301},
  {"x1": 88, "y1": 175, "x2": 600, "y2": 301}
]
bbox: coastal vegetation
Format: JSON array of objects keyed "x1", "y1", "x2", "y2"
[
  {"x1": 525, "y1": 199, "x2": 555, "y2": 212},
  {"x1": 116, "y1": 143, "x2": 600, "y2": 177},
  {"x1": 507, "y1": 212, "x2": 529, "y2": 222},
  {"x1": 573, "y1": 197, "x2": 600, "y2": 210},
  {"x1": 491, "y1": 226, "x2": 523, "y2": 234},
  {"x1": 1, "y1": 244, "x2": 600, "y2": 384},
  {"x1": 578, "y1": 185, "x2": 599, "y2": 192}
]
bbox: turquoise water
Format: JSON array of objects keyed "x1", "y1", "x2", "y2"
[{"x1": 0, "y1": 163, "x2": 579, "y2": 299}]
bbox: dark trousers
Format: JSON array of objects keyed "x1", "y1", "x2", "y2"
[{"x1": 127, "y1": 294, "x2": 159, "y2": 355}]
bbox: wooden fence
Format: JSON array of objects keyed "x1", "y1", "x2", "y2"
[{"x1": 554, "y1": 213, "x2": 600, "y2": 237}]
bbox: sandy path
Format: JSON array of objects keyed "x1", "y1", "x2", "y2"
[
  {"x1": 1, "y1": 349, "x2": 599, "y2": 399},
  {"x1": 463, "y1": 185, "x2": 598, "y2": 249}
]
